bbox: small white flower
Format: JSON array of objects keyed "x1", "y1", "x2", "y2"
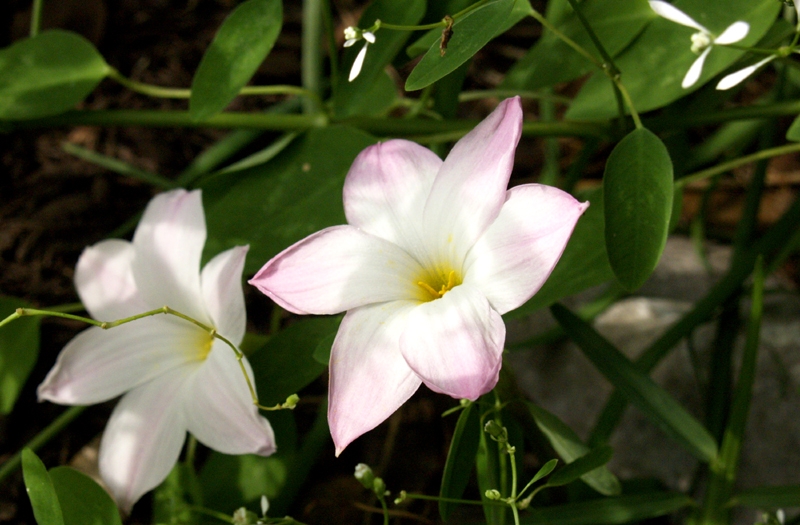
[
  {"x1": 716, "y1": 55, "x2": 776, "y2": 90},
  {"x1": 344, "y1": 30, "x2": 376, "y2": 82},
  {"x1": 649, "y1": 0, "x2": 750, "y2": 88},
  {"x1": 343, "y1": 26, "x2": 358, "y2": 43}
]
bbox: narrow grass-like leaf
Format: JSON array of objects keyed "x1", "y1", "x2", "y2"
[
  {"x1": 405, "y1": 0, "x2": 514, "y2": 91},
  {"x1": 526, "y1": 402, "x2": 620, "y2": 495},
  {"x1": 440, "y1": 402, "x2": 481, "y2": 521},
  {"x1": 604, "y1": 128, "x2": 674, "y2": 291},
  {"x1": 547, "y1": 446, "x2": 614, "y2": 488},
  {"x1": 0, "y1": 296, "x2": 40, "y2": 414},
  {"x1": 22, "y1": 449, "x2": 64, "y2": 525},
  {"x1": 551, "y1": 303, "x2": 718, "y2": 462},
  {"x1": 728, "y1": 485, "x2": 800, "y2": 508},
  {"x1": 50, "y1": 467, "x2": 122, "y2": 525},
  {"x1": 530, "y1": 458, "x2": 558, "y2": 485},
  {"x1": 520, "y1": 492, "x2": 695, "y2": 525},
  {"x1": 190, "y1": 0, "x2": 282, "y2": 120},
  {"x1": 0, "y1": 30, "x2": 110, "y2": 119}
]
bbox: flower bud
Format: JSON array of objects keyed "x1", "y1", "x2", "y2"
[
  {"x1": 485, "y1": 489, "x2": 502, "y2": 500},
  {"x1": 354, "y1": 463, "x2": 375, "y2": 490}
]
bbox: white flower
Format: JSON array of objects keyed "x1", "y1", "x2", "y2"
[
  {"x1": 649, "y1": 0, "x2": 750, "y2": 88},
  {"x1": 716, "y1": 55, "x2": 776, "y2": 90},
  {"x1": 250, "y1": 98, "x2": 587, "y2": 454},
  {"x1": 344, "y1": 30, "x2": 376, "y2": 82},
  {"x1": 37, "y1": 189, "x2": 276, "y2": 511}
]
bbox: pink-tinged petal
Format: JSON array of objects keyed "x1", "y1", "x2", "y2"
[
  {"x1": 37, "y1": 319, "x2": 202, "y2": 405},
  {"x1": 463, "y1": 185, "x2": 588, "y2": 315},
  {"x1": 343, "y1": 139, "x2": 442, "y2": 260},
  {"x1": 183, "y1": 341, "x2": 276, "y2": 456},
  {"x1": 714, "y1": 21, "x2": 749, "y2": 45},
  {"x1": 132, "y1": 189, "x2": 209, "y2": 323},
  {"x1": 249, "y1": 225, "x2": 425, "y2": 315},
  {"x1": 716, "y1": 56, "x2": 775, "y2": 90},
  {"x1": 422, "y1": 98, "x2": 523, "y2": 269},
  {"x1": 400, "y1": 284, "x2": 504, "y2": 400},
  {"x1": 682, "y1": 47, "x2": 710, "y2": 88},
  {"x1": 201, "y1": 245, "x2": 248, "y2": 346},
  {"x1": 648, "y1": 1, "x2": 708, "y2": 32},
  {"x1": 75, "y1": 240, "x2": 147, "y2": 321},
  {"x1": 328, "y1": 301, "x2": 421, "y2": 455},
  {"x1": 98, "y1": 371, "x2": 190, "y2": 512}
]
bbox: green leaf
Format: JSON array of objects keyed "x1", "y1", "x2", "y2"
[
  {"x1": 405, "y1": 0, "x2": 514, "y2": 91},
  {"x1": 190, "y1": 0, "x2": 282, "y2": 120},
  {"x1": 439, "y1": 402, "x2": 481, "y2": 522},
  {"x1": 546, "y1": 446, "x2": 614, "y2": 488},
  {"x1": 550, "y1": 303, "x2": 719, "y2": 462},
  {"x1": 312, "y1": 331, "x2": 337, "y2": 365},
  {"x1": 503, "y1": 0, "x2": 653, "y2": 90},
  {"x1": 728, "y1": 485, "x2": 800, "y2": 508},
  {"x1": 520, "y1": 492, "x2": 695, "y2": 525},
  {"x1": 333, "y1": 0, "x2": 425, "y2": 117},
  {"x1": 0, "y1": 296, "x2": 41, "y2": 414},
  {"x1": 566, "y1": 0, "x2": 781, "y2": 119},
  {"x1": 22, "y1": 449, "x2": 64, "y2": 525},
  {"x1": 603, "y1": 128, "x2": 674, "y2": 291},
  {"x1": 786, "y1": 114, "x2": 800, "y2": 142},
  {"x1": 49, "y1": 467, "x2": 122, "y2": 525},
  {"x1": 406, "y1": 0, "x2": 532, "y2": 58},
  {"x1": 202, "y1": 125, "x2": 377, "y2": 275},
  {"x1": 526, "y1": 402, "x2": 620, "y2": 496},
  {"x1": 0, "y1": 30, "x2": 110, "y2": 120},
  {"x1": 248, "y1": 316, "x2": 341, "y2": 406},
  {"x1": 531, "y1": 458, "x2": 558, "y2": 485},
  {"x1": 505, "y1": 187, "x2": 613, "y2": 319}
]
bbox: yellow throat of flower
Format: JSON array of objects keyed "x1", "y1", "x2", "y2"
[
  {"x1": 417, "y1": 269, "x2": 461, "y2": 302},
  {"x1": 189, "y1": 330, "x2": 215, "y2": 362}
]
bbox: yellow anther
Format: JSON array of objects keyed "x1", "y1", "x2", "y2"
[
  {"x1": 418, "y1": 270, "x2": 459, "y2": 300},
  {"x1": 418, "y1": 281, "x2": 440, "y2": 298}
]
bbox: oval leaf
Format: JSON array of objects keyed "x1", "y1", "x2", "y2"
[
  {"x1": 22, "y1": 449, "x2": 65, "y2": 525},
  {"x1": 0, "y1": 30, "x2": 109, "y2": 120},
  {"x1": 190, "y1": 0, "x2": 283, "y2": 120},
  {"x1": 0, "y1": 296, "x2": 41, "y2": 414},
  {"x1": 604, "y1": 128, "x2": 673, "y2": 291},
  {"x1": 405, "y1": 0, "x2": 514, "y2": 91},
  {"x1": 50, "y1": 467, "x2": 122, "y2": 525},
  {"x1": 439, "y1": 402, "x2": 481, "y2": 521},
  {"x1": 531, "y1": 458, "x2": 559, "y2": 485},
  {"x1": 550, "y1": 303, "x2": 719, "y2": 462}
]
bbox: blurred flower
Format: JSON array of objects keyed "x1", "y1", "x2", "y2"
[
  {"x1": 250, "y1": 98, "x2": 587, "y2": 454},
  {"x1": 38, "y1": 189, "x2": 275, "y2": 511},
  {"x1": 649, "y1": 0, "x2": 749, "y2": 88},
  {"x1": 343, "y1": 26, "x2": 376, "y2": 81},
  {"x1": 716, "y1": 55, "x2": 776, "y2": 90}
]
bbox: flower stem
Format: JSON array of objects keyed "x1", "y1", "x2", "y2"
[
  {"x1": 30, "y1": 0, "x2": 44, "y2": 37},
  {"x1": 675, "y1": 142, "x2": 800, "y2": 188},
  {"x1": 0, "y1": 406, "x2": 85, "y2": 483},
  {"x1": 367, "y1": 0, "x2": 492, "y2": 32},
  {"x1": 6, "y1": 306, "x2": 287, "y2": 412},
  {"x1": 302, "y1": 0, "x2": 325, "y2": 114}
]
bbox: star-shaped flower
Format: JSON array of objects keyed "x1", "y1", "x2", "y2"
[
  {"x1": 250, "y1": 97, "x2": 587, "y2": 454},
  {"x1": 343, "y1": 26, "x2": 376, "y2": 82},
  {"x1": 649, "y1": 0, "x2": 750, "y2": 88},
  {"x1": 38, "y1": 189, "x2": 275, "y2": 511}
]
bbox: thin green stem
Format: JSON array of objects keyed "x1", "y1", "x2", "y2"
[
  {"x1": 321, "y1": 0, "x2": 339, "y2": 92},
  {"x1": 302, "y1": 0, "x2": 324, "y2": 114},
  {"x1": 47, "y1": 302, "x2": 85, "y2": 314},
  {"x1": 676, "y1": 142, "x2": 800, "y2": 188},
  {"x1": 186, "y1": 505, "x2": 234, "y2": 523},
  {"x1": 61, "y1": 142, "x2": 176, "y2": 189},
  {"x1": 400, "y1": 492, "x2": 506, "y2": 507},
  {"x1": 0, "y1": 406, "x2": 85, "y2": 483},
  {"x1": 527, "y1": 9, "x2": 599, "y2": 66},
  {"x1": 30, "y1": 0, "x2": 44, "y2": 37},
  {"x1": 615, "y1": 81, "x2": 643, "y2": 129},
  {"x1": 5, "y1": 307, "x2": 287, "y2": 412},
  {"x1": 379, "y1": 496, "x2": 389, "y2": 525},
  {"x1": 370, "y1": 0, "x2": 493, "y2": 32}
]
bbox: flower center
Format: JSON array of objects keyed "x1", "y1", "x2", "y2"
[
  {"x1": 417, "y1": 270, "x2": 461, "y2": 302},
  {"x1": 188, "y1": 331, "x2": 215, "y2": 362},
  {"x1": 690, "y1": 31, "x2": 712, "y2": 54}
]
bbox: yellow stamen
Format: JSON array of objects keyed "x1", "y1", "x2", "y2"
[
  {"x1": 417, "y1": 270, "x2": 459, "y2": 301},
  {"x1": 417, "y1": 281, "x2": 440, "y2": 298}
]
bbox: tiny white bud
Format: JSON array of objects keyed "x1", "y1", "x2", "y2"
[
  {"x1": 344, "y1": 26, "x2": 358, "y2": 40},
  {"x1": 690, "y1": 31, "x2": 712, "y2": 54},
  {"x1": 354, "y1": 463, "x2": 372, "y2": 480}
]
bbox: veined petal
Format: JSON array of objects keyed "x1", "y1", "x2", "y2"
[
  {"x1": 201, "y1": 245, "x2": 248, "y2": 346},
  {"x1": 98, "y1": 371, "x2": 190, "y2": 512},
  {"x1": 349, "y1": 43, "x2": 368, "y2": 81},
  {"x1": 716, "y1": 55, "x2": 775, "y2": 90},
  {"x1": 37, "y1": 319, "x2": 202, "y2": 405},
  {"x1": 183, "y1": 342, "x2": 276, "y2": 456},
  {"x1": 343, "y1": 139, "x2": 442, "y2": 260},
  {"x1": 714, "y1": 21, "x2": 749, "y2": 45},
  {"x1": 400, "y1": 284, "x2": 504, "y2": 400},
  {"x1": 464, "y1": 185, "x2": 588, "y2": 315},
  {"x1": 648, "y1": 1, "x2": 708, "y2": 32},
  {"x1": 132, "y1": 189, "x2": 209, "y2": 323},
  {"x1": 75, "y1": 239, "x2": 147, "y2": 321},
  {"x1": 328, "y1": 301, "x2": 421, "y2": 455},
  {"x1": 423, "y1": 97, "x2": 523, "y2": 269},
  {"x1": 249, "y1": 225, "x2": 425, "y2": 315},
  {"x1": 682, "y1": 47, "x2": 710, "y2": 88}
]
